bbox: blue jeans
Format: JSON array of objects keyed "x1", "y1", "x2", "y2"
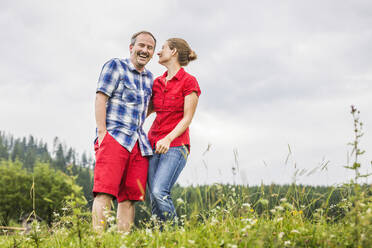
[{"x1": 147, "y1": 146, "x2": 188, "y2": 222}]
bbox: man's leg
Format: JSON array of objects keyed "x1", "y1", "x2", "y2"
[
  {"x1": 117, "y1": 200, "x2": 135, "y2": 232},
  {"x1": 92, "y1": 193, "x2": 113, "y2": 231}
]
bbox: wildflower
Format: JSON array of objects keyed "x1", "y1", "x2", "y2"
[
  {"x1": 275, "y1": 206, "x2": 284, "y2": 211},
  {"x1": 242, "y1": 203, "x2": 251, "y2": 208},
  {"x1": 241, "y1": 226, "x2": 251, "y2": 232},
  {"x1": 280, "y1": 198, "x2": 287, "y2": 202},
  {"x1": 227, "y1": 244, "x2": 237, "y2": 248},
  {"x1": 211, "y1": 217, "x2": 218, "y2": 225},
  {"x1": 291, "y1": 229, "x2": 300, "y2": 234},
  {"x1": 284, "y1": 240, "x2": 291, "y2": 245},
  {"x1": 299, "y1": 210, "x2": 303, "y2": 215},
  {"x1": 276, "y1": 217, "x2": 283, "y2": 222},
  {"x1": 107, "y1": 216, "x2": 115, "y2": 223},
  {"x1": 61, "y1": 207, "x2": 68, "y2": 211},
  {"x1": 145, "y1": 228, "x2": 152, "y2": 236},
  {"x1": 270, "y1": 209, "x2": 276, "y2": 214},
  {"x1": 278, "y1": 232, "x2": 285, "y2": 239},
  {"x1": 176, "y1": 198, "x2": 184, "y2": 204},
  {"x1": 250, "y1": 209, "x2": 254, "y2": 212},
  {"x1": 100, "y1": 220, "x2": 105, "y2": 224},
  {"x1": 188, "y1": 240, "x2": 195, "y2": 244}
]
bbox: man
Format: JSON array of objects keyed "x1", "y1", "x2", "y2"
[{"x1": 92, "y1": 31, "x2": 156, "y2": 232}]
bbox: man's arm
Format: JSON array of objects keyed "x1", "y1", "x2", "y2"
[{"x1": 95, "y1": 92, "x2": 109, "y2": 145}]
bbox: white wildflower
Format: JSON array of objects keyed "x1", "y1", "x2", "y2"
[
  {"x1": 145, "y1": 228, "x2": 152, "y2": 236},
  {"x1": 278, "y1": 232, "x2": 285, "y2": 239},
  {"x1": 276, "y1": 217, "x2": 283, "y2": 222},
  {"x1": 284, "y1": 240, "x2": 291, "y2": 245},
  {"x1": 291, "y1": 229, "x2": 300, "y2": 234},
  {"x1": 280, "y1": 198, "x2": 287, "y2": 202},
  {"x1": 188, "y1": 240, "x2": 195, "y2": 244},
  {"x1": 242, "y1": 203, "x2": 251, "y2": 208},
  {"x1": 176, "y1": 198, "x2": 184, "y2": 204},
  {"x1": 275, "y1": 206, "x2": 284, "y2": 211}
]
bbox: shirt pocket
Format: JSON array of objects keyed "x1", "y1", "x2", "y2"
[
  {"x1": 121, "y1": 80, "x2": 139, "y2": 104},
  {"x1": 164, "y1": 94, "x2": 184, "y2": 111}
]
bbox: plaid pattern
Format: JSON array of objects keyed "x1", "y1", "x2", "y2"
[{"x1": 96, "y1": 58, "x2": 153, "y2": 156}]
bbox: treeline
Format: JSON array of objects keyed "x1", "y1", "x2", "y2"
[
  {"x1": 0, "y1": 161, "x2": 85, "y2": 226},
  {"x1": 1, "y1": 131, "x2": 369, "y2": 227},
  {"x1": 0, "y1": 131, "x2": 94, "y2": 207}
]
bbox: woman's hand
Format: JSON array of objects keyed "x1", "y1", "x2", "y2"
[{"x1": 155, "y1": 136, "x2": 172, "y2": 154}]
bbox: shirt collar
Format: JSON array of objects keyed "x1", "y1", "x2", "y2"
[
  {"x1": 162, "y1": 67, "x2": 185, "y2": 81},
  {"x1": 124, "y1": 58, "x2": 149, "y2": 76}
]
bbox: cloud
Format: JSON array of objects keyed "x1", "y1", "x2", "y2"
[{"x1": 0, "y1": 0, "x2": 371, "y2": 186}]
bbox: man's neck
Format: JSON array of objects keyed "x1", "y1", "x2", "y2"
[{"x1": 130, "y1": 58, "x2": 145, "y2": 73}]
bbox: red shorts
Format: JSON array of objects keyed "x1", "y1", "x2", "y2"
[{"x1": 93, "y1": 132, "x2": 149, "y2": 202}]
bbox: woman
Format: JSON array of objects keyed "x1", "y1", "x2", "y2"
[{"x1": 147, "y1": 38, "x2": 201, "y2": 222}]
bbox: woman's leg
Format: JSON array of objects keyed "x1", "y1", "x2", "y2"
[
  {"x1": 147, "y1": 153, "x2": 161, "y2": 217},
  {"x1": 149, "y1": 146, "x2": 187, "y2": 221}
]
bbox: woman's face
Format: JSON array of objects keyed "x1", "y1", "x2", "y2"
[{"x1": 157, "y1": 42, "x2": 175, "y2": 65}]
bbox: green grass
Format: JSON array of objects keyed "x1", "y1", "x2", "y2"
[
  {"x1": 0, "y1": 106, "x2": 371, "y2": 247},
  {"x1": 0, "y1": 183, "x2": 371, "y2": 248}
]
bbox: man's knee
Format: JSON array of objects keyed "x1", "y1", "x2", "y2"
[{"x1": 94, "y1": 193, "x2": 113, "y2": 203}]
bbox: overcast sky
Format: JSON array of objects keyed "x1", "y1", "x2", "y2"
[{"x1": 1, "y1": 0, "x2": 371, "y2": 186}]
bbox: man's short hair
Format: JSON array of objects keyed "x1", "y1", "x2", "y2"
[{"x1": 130, "y1": 31, "x2": 156, "y2": 48}]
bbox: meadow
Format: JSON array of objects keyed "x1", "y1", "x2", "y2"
[{"x1": 0, "y1": 106, "x2": 371, "y2": 247}]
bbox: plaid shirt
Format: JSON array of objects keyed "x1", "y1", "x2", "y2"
[{"x1": 96, "y1": 58, "x2": 153, "y2": 156}]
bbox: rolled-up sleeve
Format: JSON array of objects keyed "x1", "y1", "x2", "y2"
[
  {"x1": 183, "y1": 76, "x2": 201, "y2": 97},
  {"x1": 96, "y1": 59, "x2": 120, "y2": 97}
]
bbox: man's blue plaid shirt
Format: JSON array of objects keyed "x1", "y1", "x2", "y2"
[{"x1": 96, "y1": 58, "x2": 153, "y2": 156}]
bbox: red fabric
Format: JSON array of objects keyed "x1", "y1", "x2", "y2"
[
  {"x1": 148, "y1": 68, "x2": 201, "y2": 149},
  {"x1": 93, "y1": 133, "x2": 148, "y2": 202}
]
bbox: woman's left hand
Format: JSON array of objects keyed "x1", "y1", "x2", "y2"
[{"x1": 155, "y1": 137, "x2": 172, "y2": 154}]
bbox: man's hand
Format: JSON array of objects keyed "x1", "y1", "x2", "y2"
[
  {"x1": 98, "y1": 130, "x2": 107, "y2": 146},
  {"x1": 155, "y1": 136, "x2": 172, "y2": 154}
]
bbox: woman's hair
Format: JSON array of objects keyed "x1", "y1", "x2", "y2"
[{"x1": 167, "y1": 38, "x2": 197, "y2": 66}]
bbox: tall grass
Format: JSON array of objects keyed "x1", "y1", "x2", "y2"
[{"x1": 0, "y1": 106, "x2": 371, "y2": 247}]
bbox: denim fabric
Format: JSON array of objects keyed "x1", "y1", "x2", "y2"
[{"x1": 147, "y1": 146, "x2": 188, "y2": 222}]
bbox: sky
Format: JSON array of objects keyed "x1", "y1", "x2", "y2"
[{"x1": 1, "y1": 0, "x2": 371, "y2": 186}]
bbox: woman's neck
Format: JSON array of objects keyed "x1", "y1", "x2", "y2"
[{"x1": 165, "y1": 62, "x2": 181, "y2": 81}]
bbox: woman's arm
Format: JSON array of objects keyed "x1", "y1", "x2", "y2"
[
  {"x1": 155, "y1": 92, "x2": 199, "y2": 154},
  {"x1": 146, "y1": 99, "x2": 154, "y2": 117}
]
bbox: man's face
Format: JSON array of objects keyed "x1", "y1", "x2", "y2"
[{"x1": 129, "y1": 33, "x2": 155, "y2": 70}]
